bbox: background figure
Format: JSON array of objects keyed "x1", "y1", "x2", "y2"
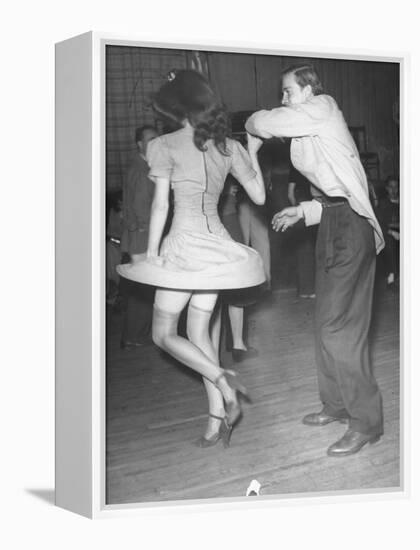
[
  {"x1": 376, "y1": 176, "x2": 400, "y2": 287},
  {"x1": 264, "y1": 138, "x2": 296, "y2": 290},
  {"x1": 106, "y1": 190, "x2": 123, "y2": 306},
  {"x1": 287, "y1": 165, "x2": 317, "y2": 298},
  {"x1": 219, "y1": 176, "x2": 259, "y2": 363},
  {"x1": 119, "y1": 125, "x2": 158, "y2": 349},
  {"x1": 368, "y1": 179, "x2": 379, "y2": 209},
  {"x1": 237, "y1": 148, "x2": 272, "y2": 290}
]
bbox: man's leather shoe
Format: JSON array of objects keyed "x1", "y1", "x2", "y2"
[
  {"x1": 327, "y1": 428, "x2": 380, "y2": 457},
  {"x1": 302, "y1": 410, "x2": 349, "y2": 426}
]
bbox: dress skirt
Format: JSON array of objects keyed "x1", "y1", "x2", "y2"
[
  {"x1": 116, "y1": 229, "x2": 266, "y2": 290},
  {"x1": 117, "y1": 127, "x2": 266, "y2": 291}
]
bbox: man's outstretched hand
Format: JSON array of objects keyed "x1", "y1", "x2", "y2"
[{"x1": 272, "y1": 206, "x2": 302, "y2": 232}]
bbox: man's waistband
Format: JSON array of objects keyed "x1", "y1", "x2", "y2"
[{"x1": 317, "y1": 196, "x2": 348, "y2": 208}]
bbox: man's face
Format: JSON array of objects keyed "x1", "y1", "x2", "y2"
[
  {"x1": 281, "y1": 73, "x2": 312, "y2": 106},
  {"x1": 139, "y1": 128, "x2": 158, "y2": 155},
  {"x1": 386, "y1": 180, "x2": 399, "y2": 200}
]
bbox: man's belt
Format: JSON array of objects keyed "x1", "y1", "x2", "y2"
[{"x1": 317, "y1": 196, "x2": 348, "y2": 208}]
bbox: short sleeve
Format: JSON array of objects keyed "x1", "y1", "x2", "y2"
[
  {"x1": 229, "y1": 140, "x2": 257, "y2": 186},
  {"x1": 146, "y1": 136, "x2": 174, "y2": 179}
]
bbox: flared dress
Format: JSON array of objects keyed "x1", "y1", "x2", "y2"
[{"x1": 117, "y1": 126, "x2": 266, "y2": 290}]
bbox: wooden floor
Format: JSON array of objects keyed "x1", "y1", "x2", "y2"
[{"x1": 105, "y1": 282, "x2": 400, "y2": 505}]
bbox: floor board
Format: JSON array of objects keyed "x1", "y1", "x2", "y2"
[{"x1": 106, "y1": 283, "x2": 400, "y2": 505}]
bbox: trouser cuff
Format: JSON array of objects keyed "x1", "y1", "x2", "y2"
[
  {"x1": 349, "y1": 419, "x2": 383, "y2": 437},
  {"x1": 322, "y1": 405, "x2": 350, "y2": 419}
]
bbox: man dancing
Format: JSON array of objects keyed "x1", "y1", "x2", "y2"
[{"x1": 246, "y1": 64, "x2": 384, "y2": 457}]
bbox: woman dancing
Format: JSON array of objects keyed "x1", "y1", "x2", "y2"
[{"x1": 118, "y1": 70, "x2": 266, "y2": 448}]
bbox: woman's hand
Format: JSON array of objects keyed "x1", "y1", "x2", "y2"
[
  {"x1": 247, "y1": 132, "x2": 263, "y2": 155},
  {"x1": 287, "y1": 182, "x2": 297, "y2": 206},
  {"x1": 146, "y1": 250, "x2": 164, "y2": 266},
  {"x1": 146, "y1": 249, "x2": 159, "y2": 259},
  {"x1": 272, "y1": 207, "x2": 302, "y2": 232},
  {"x1": 130, "y1": 253, "x2": 144, "y2": 264}
]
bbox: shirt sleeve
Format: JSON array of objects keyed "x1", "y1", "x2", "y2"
[
  {"x1": 299, "y1": 199, "x2": 323, "y2": 226},
  {"x1": 245, "y1": 95, "x2": 334, "y2": 139},
  {"x1": 146, "y1": 136, "x2": 173, "y2": 179},
  {"x1": 229, "y1": 140, "x2": 257, "y2": 185}
]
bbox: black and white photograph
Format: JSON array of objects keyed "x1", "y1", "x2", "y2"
[
  {"x1": 6, "y1": 0, "x2": 420, "y2": 545},
  {"x1": 104, "y1": 44, "x2": 400, "y2": 505}
]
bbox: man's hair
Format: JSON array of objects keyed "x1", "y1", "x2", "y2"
[
  {"x1": 135, "y1": 125, "x2": 157, "y2": 143},
  {"x1": 282, "y1": 64, "x2": 324, "y2": 96}
]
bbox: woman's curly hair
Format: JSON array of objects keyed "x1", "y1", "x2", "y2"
[{"x1": 153, "y1": 70, "x2": 230, "y2": 155}]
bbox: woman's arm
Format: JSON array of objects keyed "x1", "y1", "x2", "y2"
[
  {"x1": 239, "y1": 134, "x2": 266, "y2": 205},
  {"x1": 146, "y1": 177, "x2": 170, "y2": 258},
  {"x1": 288, "y1": 182, "x2": 297, "y2": 206}
]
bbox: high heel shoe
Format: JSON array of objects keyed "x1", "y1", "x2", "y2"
[
  {"x1": 195, "y1": 414, "x2": 226, "y2": 448},
  {"x1": 215, "y1": 369, "x2": 251, "y2": 428},
  {"x1": 219, "y1": 418, "x2": 233, "y2": 448}
]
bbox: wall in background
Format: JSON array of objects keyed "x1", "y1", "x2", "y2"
[
  {"x1": 209, "y1": 52, "x2": 399, "y2": 179},
  {"x1": 106, "y1": 46, "x2": 399, "y2": 191},
  {"x1": 106, "y1": 46, "x2": 188, "y2": 190}
]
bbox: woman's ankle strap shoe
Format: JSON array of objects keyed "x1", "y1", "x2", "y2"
[{"x1": 195, "y1": 414, "x2": 228, "y2": 449}]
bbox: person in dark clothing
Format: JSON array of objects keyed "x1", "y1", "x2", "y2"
[
  {"x1": 376, "y1": 176, "x2": 400, "y2": 287},
  {"x1": 106, "y1": 190, "x2": 124, "y2": 306},
  {"x1": 287, "y1": 165, "x2": 317, "y2": 298},
  {"x1": 219, "y1": 176, "x2": 259, "y2": 363},
  {"x1": 119, "y1": 125, "x2": 158, "y2": 349}
]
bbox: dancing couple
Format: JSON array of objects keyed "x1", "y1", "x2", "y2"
[{"x1": 119, "y1": 63, "x2": 385, "y2": 457}]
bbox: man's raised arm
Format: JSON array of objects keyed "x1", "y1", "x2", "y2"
[{"x1": 245, "y1": 95, "x2": 333, "y2": 139}]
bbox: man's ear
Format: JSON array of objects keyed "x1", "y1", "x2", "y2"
[{"x1": 304, "y1": 84, "x2": 313, "y2": 100}]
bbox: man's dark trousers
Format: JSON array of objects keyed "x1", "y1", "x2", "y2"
[
  {"x1": 314, "y1": 200, "x2": 383, "y2": 436},
  {"x1": 121, "y1": 278, "x2": 154, "y2": 344}
]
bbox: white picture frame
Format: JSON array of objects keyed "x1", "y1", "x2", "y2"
[{"x1": 55, "y1": 31, "x2": 406, "y2": 518}]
